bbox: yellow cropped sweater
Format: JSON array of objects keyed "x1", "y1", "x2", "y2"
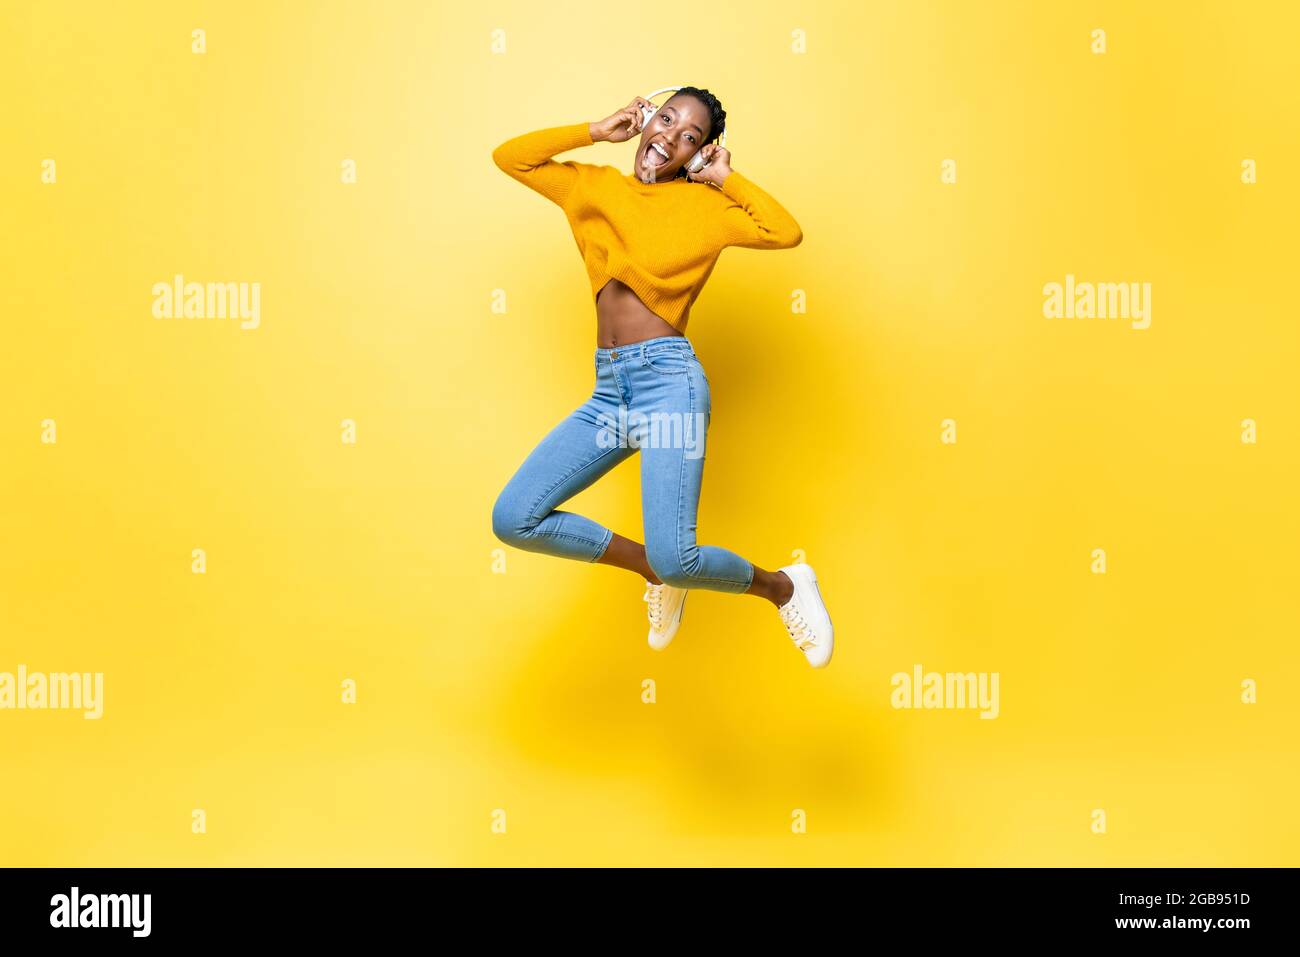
[{"x1": 492, "y1": 122, "x2": 803, "y2": 331}]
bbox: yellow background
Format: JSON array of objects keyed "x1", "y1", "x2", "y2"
[{"x1": 2, "y1": 0, "x2": 1297, "y2": 866}]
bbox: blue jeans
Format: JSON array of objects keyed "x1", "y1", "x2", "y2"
[{"x1": 492, "y1": 335, "x2": 755, "y2": 594}]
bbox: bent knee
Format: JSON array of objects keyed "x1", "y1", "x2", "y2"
[
  {"x1": 646, "y1": 542, "x2": 698, "y2": 589},
  {"x1": 656, "y1": 569, "x2": 695, "y2": 589},
  {"x1": 491, "y1": 490, "x2": 535, "y2": 546}
]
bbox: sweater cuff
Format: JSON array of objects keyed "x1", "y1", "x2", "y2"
[{"x1": 570, "y1": 121, "x2": 595, "y2": 147}]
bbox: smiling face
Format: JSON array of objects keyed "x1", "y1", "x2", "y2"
[{"x1": 633, "y1": 94, "x2": 714, "y2": 183}]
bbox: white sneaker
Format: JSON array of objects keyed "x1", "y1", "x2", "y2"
[
  {"x1": 776, "y1": 564, "x2": 834, "y2": 668},
  {"x1": 644, "y1": 580, "x2": 688, "y2": 650}
]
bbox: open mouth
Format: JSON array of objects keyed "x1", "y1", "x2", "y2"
[{"x1": 642, "y1": 141, "x2": 671, "y2": 168}]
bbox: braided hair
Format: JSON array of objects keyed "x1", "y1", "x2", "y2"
[{"x1": 665, "y1": 86, "x2": 727, "y2": 180}]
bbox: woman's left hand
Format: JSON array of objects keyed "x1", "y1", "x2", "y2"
[{"x1": 685, "y1": 144, "x2": 732, "y2": 187}]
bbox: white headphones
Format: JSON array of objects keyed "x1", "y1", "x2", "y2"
[{"x1": 639, "y1": 86, "x2": 726, "y2": 174}]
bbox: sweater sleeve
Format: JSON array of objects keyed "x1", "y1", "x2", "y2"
[
  {"x1": 716, "y1": 170, "x2": 804, "y2": 250},
  {"x1": 491, "y1": 122, "x2": 595, "y2": 208}
]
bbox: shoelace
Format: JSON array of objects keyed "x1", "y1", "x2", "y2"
[
  {"x1": 644, "y1": 582, "x2": 665, "y2": 631},
  {"x1": 779, "y1": 602, "x2": 817, "y2": 652}
]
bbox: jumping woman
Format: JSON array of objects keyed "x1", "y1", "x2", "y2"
[{"x1": 490, "y1": 87, "x2": 834, "y2": 668}]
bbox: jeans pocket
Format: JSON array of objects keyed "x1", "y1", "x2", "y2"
[{"x1": 643, "y1": 350, "x2": 692, "y2": 376}]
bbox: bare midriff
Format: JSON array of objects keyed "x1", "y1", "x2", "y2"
[{"x1": 596, "y1": 279, "x2": 685, "y2": 348}]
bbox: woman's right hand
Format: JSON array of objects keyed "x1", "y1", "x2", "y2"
[{"x1": 590, "y1": 97, "x2": 655, "y2": 143}]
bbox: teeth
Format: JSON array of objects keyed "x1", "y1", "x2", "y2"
[{"x1": 651, "y1": 143, "x2": 669, "y2": 159}]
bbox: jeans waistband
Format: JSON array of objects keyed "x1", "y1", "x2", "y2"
[{"x1": 595, "y1": 335, "x2": 695, "y2": 361}]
